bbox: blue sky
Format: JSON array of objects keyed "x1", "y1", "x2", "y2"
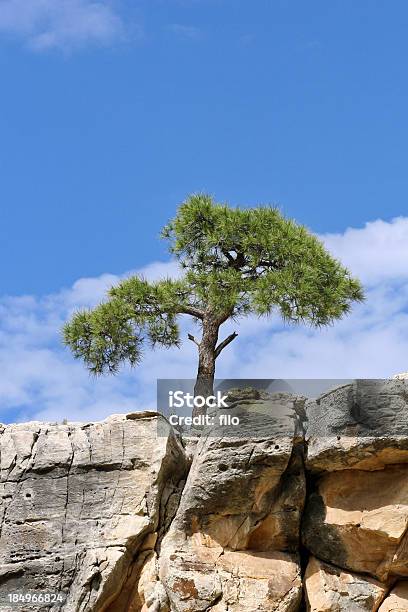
[
  {"x1": 1, "y1": 0, "x2": 408, "y2": 424},
  {"x1": 1, "y1": 0, "x2": 408, "y2": 295}
]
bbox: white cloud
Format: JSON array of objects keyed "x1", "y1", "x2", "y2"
[
  {"x1": 0, "y1": 0, "x2": 124, "y2": 51},
  {"x1": 1, "y1": 217, "x2": 408, "y2": 425},
  {"x1": 322, "y1": 216, "x2": 408, "y2": 285},
  {"x1": 0, "y1": 260, "x2": 182, "y2": 424}
]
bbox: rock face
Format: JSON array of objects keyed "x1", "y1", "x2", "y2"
[
  {"x1": 1, "y1": 380, "x2": 408, "y2": 611},
  {"x1": 379, "y1": 583, "x2": 408, "y2": 610},
  {"x1": 306, "y1": 379, "x2": 408, "y2": 472},
  {"x1": 0, "y1": 413, "x2": 188, "y2": 611},
  {"x1": 302, "y1": 466, "x2": 408, "y2": 581},
  {"x1": 159, "y1": 393, "x2": 305, "y2": 611},
  {"x1": 304, "y1": 557, "x2": 387, "y2": 611}
]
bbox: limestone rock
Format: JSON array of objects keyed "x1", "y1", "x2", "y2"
[
  {"x1": 304, "y1": 556, "x2": 387, "y2": 611},
  {"x1": 306, "y1": 379, "x2": 408, "y2": 472},
  {"x1": 379, "y1": 582, "x2": 408, "y2": 610},
  {"x1": 302, "y1": 466, "x2": 408, "y2": 581},
  {"x1": 0, "y1": 413, "x2": 188, "y2": 611},
  {"x1": 159, "y1": 393, "x2": 305, "y2": 611}
]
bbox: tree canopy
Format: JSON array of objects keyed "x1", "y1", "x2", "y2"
[{"x1": 63, "y1": 194, "x2": 364, "y2": 395}]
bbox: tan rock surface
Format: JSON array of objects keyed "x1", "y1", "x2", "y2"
[
  {"x1": 379, "y1": 582, "x2": 408, "y2": 610},
  {"x1": 305, "y1": 556, "x2": 387, "y2": 611},
  {"x1": 215, "y1": 551, "x2": 301, "y2": 612},
  {"x1": 159, "y1": 393, "x2": 305, "y2": 611},
  {"x1": 302, "y1": 466, "x2": 408, "y2": 581}
]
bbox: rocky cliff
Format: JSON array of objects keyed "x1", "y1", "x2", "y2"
[{"x1": 1, "y1": 380, "x2": 408, "y2": 611}]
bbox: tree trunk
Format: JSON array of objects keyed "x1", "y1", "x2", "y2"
[{"x1": 193, "y1": 315, "x2": 219, "y2": 417}]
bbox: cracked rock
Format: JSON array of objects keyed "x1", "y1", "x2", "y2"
[
  {"x1": 158, "y1": 393, "x2": 305, "y2": 611},
  {"x1": 0, "y1": 413, "x2": 188, "y2": 611}
]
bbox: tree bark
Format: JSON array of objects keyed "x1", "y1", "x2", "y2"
[
  {"x1": 190, "y1": 313, "x2": 238, "y2": 418},
  {"x1": 193, "y1": 315, "x2": 219, "y2": 417}
]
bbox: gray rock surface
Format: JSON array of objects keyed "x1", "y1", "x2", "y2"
[
  {"x1": 305, "y1": 379, "x2": 408, "y2": 472},
  {"x1": 0, "y1": 413, "x2": 188, "y2": 611}
]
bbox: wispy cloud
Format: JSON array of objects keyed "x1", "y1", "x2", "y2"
[
  {"x1": 0, "y1": 260, "x2": 182, "y2": 424},
  {"x1": 0, "y1": 0, "x2": 124, "y2": 51},
  {"x1": 1, "y1": 217, "x2": 408, "y2": 424}
]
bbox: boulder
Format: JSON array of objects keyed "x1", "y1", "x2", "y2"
[
  {"x1": 302, "y1": 466, "x2": 408, "y2": 581},
  {"x1": 304, "y1": 556, "x2": 388, "y2": 611},
  {"x1": 0, "y1": 413, "x2": 188, "y2": 611},
  {"x1": 306, "y1": 379, "x2": 408, "y2": 472}
]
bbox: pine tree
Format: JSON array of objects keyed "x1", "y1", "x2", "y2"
[{"x1": 63, "y1": 194, "x2": 364, "y2": 409}]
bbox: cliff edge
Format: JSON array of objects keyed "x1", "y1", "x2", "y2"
[{"x1": 1, "y1": 380, "x2": 408, "y2": 611}]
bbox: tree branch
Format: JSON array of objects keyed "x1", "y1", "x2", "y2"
[
  {"x1": 215, "y1": 332, "x2": 238, "y2": 358},
  {"x1": 188, "y1": 333, "x2": 200, "y2": 347},
  {"x1": 179, "y1": 306, "x2": 204, "y2": 319}
]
